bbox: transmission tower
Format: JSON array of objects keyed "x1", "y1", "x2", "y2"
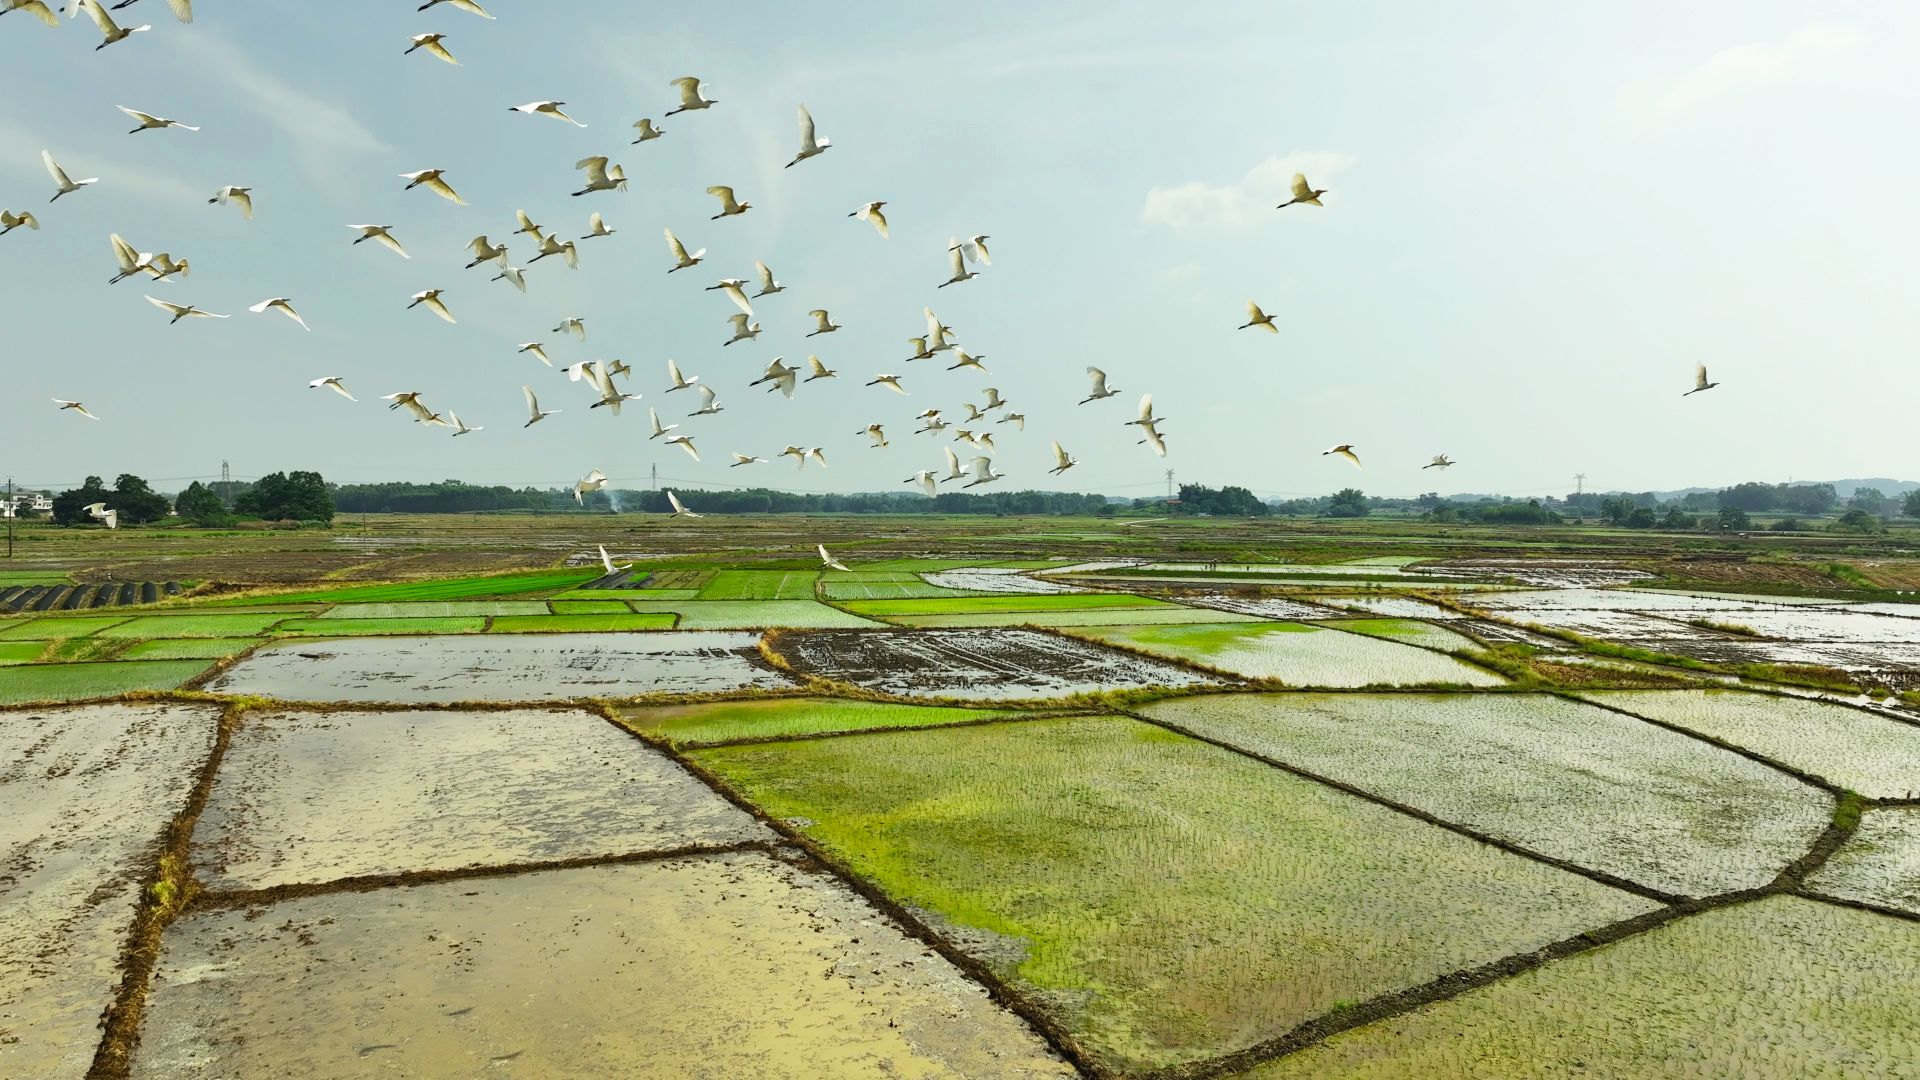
[
  {"x1": 1574, "y1": 473, "x2": 1587, "y2": 496},
  {"x1": 1165, "y1": 469, "x2": 1175, "y2": 501},
  {"x1": 650, "y1": 464, "x2": 658, "y2": 492},
  {"x1": 220, "y1": 460, "x2": 232, "y2": 507}
]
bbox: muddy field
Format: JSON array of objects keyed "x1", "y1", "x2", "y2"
[{"x1": 772, "y1": 628, "x2": 1218, "y2": 699}]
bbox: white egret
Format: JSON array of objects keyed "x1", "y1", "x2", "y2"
[
  {"x1": 906, "y1": 338, "x2": 934, "y2": 361},
  {"x1": 53, "y1": 398, "x2": 100, "y2": 420},
  {"x1": 464, "y1": 235, "x2": 507, "y2": 269},
  {"x1": 573, "y1": 468, "x2": 607, "y2": 504},
  {"x1": 492, "y1": 265, "x2": 528, "y2": 292},
  {"x1": 705, "y1": 185, "x2": 750, "y2": 219},
  {"x1": 249, "y1": 297, "x2": 309, "y2": 331},
  {"x1": 529, "y1": 232, "x2": 579, "y2": 268},
  {"x1": 953, "y1": 234, "x2": 991, "y2": 266},
  {"x1": 1, "y1": 210, "x2": 41, "y2": 234},
  {"x1": 581, "y1": 212, "x2": 615, "y2": 239},
  {"x1": 606, "y1": 359, "x2": 632, "y2": 380},
  {"x1": 752, "y1": 357, "x2": 798, "y2": 398},
  {"x1": 405, "y1": 32, "x2": 458, "y2": 64},
  {"x1": 723, "y1": 313, "x2": 761, "y2": 346},
  {"x1": 1, "y1": 1, "x2": 58, "y2": 26},
  {"x1": 963, "y1": 457, "x2": 1003, "y2": 488},
  {"x1": 108, "y1": 233, "x2": 152, "y2": 283},
  {"x1": 806, "y1": 309, "x2": 840, "y2": 336},
  {"x1": 142, "y1": 252, "x2": 188, "y2": 282},
  {"x1": 688, "y1": 384, "x2": 723, "y2": 417},
  {"x1": 1126, "y1": 394, "x2": 1165, "y2": 428},
  {"x1": 1423, "y1": 454, "x2": 1455, "y2": 470},
  {"x1": 522, "y1": 385, "x2": 558, "y2": 426},
  {"x1": 631, "y1": 118, "x2": 663, "y2": 144},
  {"x1": 554, "y1": 316, "x2": 586, "y2": 340},
  {"x1": 961, "y1": 403, "x2": 985, "y2": 423},
  {"x1": 939, "y1": 447, "x2": 966, "y2": 483},
  {"x1": 117, "y1": 106, "x2": 197, "y2": 133},
  {"x1": 663, "y1": 227, "x2": 704, "y2": 271},
  {"x1": 924, "y1": 308, "x2": 957, "y2": 352},
  {"x1": 309, "y1": 377, "x2": 355, "y2": 401},
  {"x1": 804, "y1": 355, "x2": 837, "y2": 382},
  {"x1": 1048, "y1": 441, "x2": 1077, "y2": 475},
  {"x1": 599, "y1": 544, "x2": 631, "y2": 573},
  {"x1": 818, "y1": 544, "x2": 850, "y2": 572},
  {"x1": 407, "y1": 289, "x2": 455, "y2": 323},
  {"x1": 509, "y1": 100, "x2": 585, "y2": 127},
  {"x1": 753, "y1": 260, "x2": 784, "y2": 296},
  {"x1": 1277, "y1": 172, "x2": 1326, "y2": 208},
  {"x1": 400, "y1": 168, "x2": 465, "y2": 205},
  {"x1": 665, "y1": 359, "x2": 698, "y2": 393},
  {"x1": 517, "y1": 342, "x2": 551, "y2": 366},
  {"x1": 664, "y1": 434, "x2": 700, "y2": 461},
  {"x1": 145, "y1": 295, "x2": 227, "y2": 323},
  {"x1": 78, "y1": 0, "x2": 146, "y2": 49},
  {"x1": 1684, "y1": 364, "x2": 1719, "y2": 397},
  {"x1": 787, "y1": 104, "x2": 830, "y2": 167},
  {"x1": 384, "y1": 392, "x2": 449, "y2": 426},
  {"x1": 705, "y1": 277, "x2": 753, "y2": 315},
  {"x1": 513, "y1": 209, "x2": 544, "y2": 240},
  {"x1": 730, "y1": 453, "x2": 766, "y2": 468},
  {"x1": 1139, "y1": 425, "x2": 1168, "y2": 457},
  {"x1": 940, "y1": 238, "x2": 976, "y2": 288},
  {"x1": 916, "y1": 412, "x2": 949, "y2": 435},
  {"x1": 43, "y1": 150, "x2": 97, "y2": 202},
  {"x1": 850, "y1": 201, "x2": 889, "y2": 238},
  {"x1": 208, "y1": 186, "x2": 252, "y2": 219},
  {"x1": 586, "y1": 364, "x2": 638, "y2": 413},
  {"x1": 1239, "y1": 301, "x2": 1278, "y2": 333},
  {"x1": 350, "y1": 224, "x2": 409, "y2": 258},
  {"x1": 572, "y1": 156, "x2": 627, "y2": 196},
  {"x1": 448, "y1": 411, "x2": 482, "y2": 436},
  {"x1": 1323, "y1": 444, "x2": 1363, "y2": 469},
  {"x1": 981, "y1": 387, "x2": 1007, "y2": 411},
  {"x1": 666, "y1": 490, "x2": 703, "y2": 518},
  {"x1": 806, "y1": 447, "x2": 829, "y2": 468},
  {"x1": 945, "y1": 348, "x2": 988, "y2": 374},
  {"x1": 866, "y1": 374, "x2": 907, "y2": 395},
  {"x1": 953, "y1": 429, "x2": 978, "y2": 448},
  {"x1": 665, "y1": 76, "x2": 716, "y2": 116},
  {"x1": 860, "y1": 423, "x2": 889, "y2": 448},
  {"x1": 417, "y1": 0, "x2": 491, "y2": 17},
  {"x1": 977, "y1": 433, "x2": 997, "y2": 453},
  {"x1": 779, "y1": 445, "x2": 808, "y2": 469},
  {"x1": 107, "y1": 0, "x2": 192, "y2": 20},
  {"x1": 1080, "y1": 366, "x2": 1120, "y2": 404},
  {"x1": 82, "y1": 502, "x2": 118, "y2": 529},
  {"x1": 997, "y1": 412, "x2": 1025, "y2": 430},
  {"x1": 906, "y1": 470, "x2": 937, "y2": 497}
]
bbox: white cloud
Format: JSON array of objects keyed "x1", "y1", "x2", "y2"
[
  {"x1": 1659, "y1": 23, "x2": 1866, "y2": 112},
  {"x1": 171, "y1": 30, "x2": 387, "y2": 175},
  {"x1": 0, "y1": 118, "x2": 203, "y2": 206},
  {"x1": 1141, "y1": 151, "x2": 1356, "y2": 232}
]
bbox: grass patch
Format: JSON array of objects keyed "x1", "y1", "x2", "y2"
[
  {"x1": 0, "y1": 659, "x2": 213, "y2": 704},
  {"x1": 319, "y1": 601, "x2": 551, "y2": 619},
  {"x1": 620, "y1": 697, "x2": 1025, "y2": 746},
  {"x1": 546, "y1": 588, "x2": 703, "y2": 602},
  {"x1": 0, "y1": 615, "x2": 132, "y2": 640},
  {"x1": 44, "y1": 637, "x2": 132, "y2": 662},
  {"x1": 1685, "y1": 617, "x2": 1765, "y2": 637},
  {"x1": 879, "y1": 607, "x2": 1266, "y2": 628},
  {"x1": 119, "y1": 637, "x2": 263, "y2": 660},
  {"x1": 272, "y1": 616, "x2": 488, "y2": 636},
  {"x1": 95, "y1": 613, "x2": 292, "y2": 638},
  {"x1": 697, "y1": 570, "x2": 821, "y2": 600},
  {"x1": 207, "y1": 568, "x2": 599, "y2": 605},
  {"x1": 0, "y1": 570, "x2": 71, "y2": 586},
  {"x1": 1068, "y1": 622, "x2": 1506, "y2": 687},
  {"x1": 819, "y1": 577, "x2": 986, "y2": 601},
  {"x1": 486, "y1": 613, "x2": 677, "y2": 633},
  {"x1": 839, "y1": 593, "x2": 1167, "y2": 617},
  {"x1": 624, "y1": 601, "x2": 881, "y2": 629},
  {"x1": 0, "y1": 640, "x2": 45, "y2": 665},
  {"x1": 549, "y1": 600, "x2": 635, "y2": 614}
]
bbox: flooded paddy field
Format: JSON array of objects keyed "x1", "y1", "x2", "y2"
[
  {"x1": 1808, "y1": 808, "x2": 1920, "y2": 915},
  {"x1": 1067, "y1": 622, "x2": 1505, "y2": 687},
  {"x1": 772, "y1": 628, "x2": 1217, "y2": 699}
]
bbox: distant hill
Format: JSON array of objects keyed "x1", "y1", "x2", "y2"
[{"x1": 1648, "y1": 478, "x2": 1918, "y2": 499}]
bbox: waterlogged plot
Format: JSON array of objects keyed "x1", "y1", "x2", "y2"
[
  {"x1": 1172, "y1": 593, "x2": 1352, "y2": 620},
  {"x1": 95, "y1": 613, "x2": 293, "y2": 639},
  {"x1": 838, "y1": 593, "x2": 1170, "y2": 617},
  {"x1": 921, "y1": 567, "x2": 1086, "y2": 594},
  {"x1": 623, "y1": 600, "x2": 881, "y2": 628},
  {"x1": 774, "y1": 628, "x2": 1215, "y2": 700},
  {"x1": 0, "y1": 704, "x2": 217, "y2": 1079},
  {"x1": 0, "y1": 660, "x2": 213, "y2": 704},
  {"x1": 1808, "y1": 809, "x2": 1920, "y2": 915},
  {"x1": 132, "y1": 854, "x2": 1074, "y2": 1080},
  {"x1": 486, "y1": 612, "x2": 677, "y2": 632},
  {"x1": 1069, "y1": 622, "x2": 1504, "y2": 687},
  {"x1": 881, "y1": 606, "x2": 1265, "y2": 628},
  {"x1": 319, "y1": 601, "x2": 552, "y2": 619},
  {"x1": 818, "y1": 576, "x2": 983, "y2": 600},
  {"x1": 694, "y1": 718, "x2": 1655, "y2": 1073},
  {"x1": 210, "y1": 632, "x2": 792, "y2": 703},
  {"x1": 192, "y1": 709, "x2": 768, "y2": 891},
  {"x1": 1142, "y1": 694, "x2": 1829, "y2": 896},
  {"x1": 1240, "y1": 897, "x2": 1920, "y2": 1079},
  {"x1": 1584, "y1": 690, "x2": 1920, "y2": 799},
  {"x1": 620, "y1": 696, "x2": 1026, "y2": 746},
  {"x1": 1314, "y1": 617, "x2": 1486, "y2": 653},
  {"x1": 1315, "y1": 595, "x2": 1462, "y2": 619}
]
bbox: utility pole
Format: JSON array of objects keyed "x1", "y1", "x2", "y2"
[
  {"x1": 6, "y1": 477, "x2": 13, "y2": 560},
  {"x1": 1574, "y1": 473, "x2": 1587, "y2": 496},
  {"x1": 650, "y1": 464, "x2": 658, "y2": 493},
  {"x1": 1165, "y1": 469, "x2": 1175, "y2": 501}
]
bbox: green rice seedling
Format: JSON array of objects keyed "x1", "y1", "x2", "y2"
[
  {"x1": 879, "y1": 608, "x2": 1267, "y2": 628},
  {"x1": 271, "y1": 617, "x2": 489, "y2": 636},
  {"x1": 620, "y1": 697, "x2": 1026, "y2": 746},
  {"x1": 838, "y1": 593, "x2": 1167, "y2": 616},
  {"x1": 696, "y1": 570, "x2": 822, "y2": 600},
  {"x1": 1314, "y1": 617, "x2": 1487, "y2": 653},
  {"x1": 0, "y1": 615, "x2": 134, "y2": 640},
  {"x1": 119, "y1": 637, "x2": 264, "y2": 660},
  {"x1": 204, "y1": 569, "x2": 600, "y2": 605},
  {"x1": 0, "y1": 640, "x2": 44, "y2": 665},
  {"x1": 318, "y1": 601, "x2": 552, "y2": 619},
  {"x1": 1807, "y1": 808, "x2": 1920, "y2": 915},
  {"x1": 549, "y1": 600, "x2": 634, "y2": 615},
  {"x1": 94, "y1": 613, "x2": 293, "y2": 638},
  {"x1": 623, "y1": 601, "x2": 881, "y2": 629},
  {"x1": 486, "y1": 613, "x2": 677, "y2": 633},
  {"x1": 1068, "y1": 622, "x2": 1505, "y2": 687},
  {"x1": 0, "y1": 660, "x2": 214, "y2": 704}
]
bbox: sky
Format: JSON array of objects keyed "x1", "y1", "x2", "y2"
[{"x1": 1, "y1": 1, "x2": 1915, "y2": 502}]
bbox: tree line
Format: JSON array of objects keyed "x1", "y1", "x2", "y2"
[{"x1": 49, "y1": 472, "x2": 334, "y2": 526}]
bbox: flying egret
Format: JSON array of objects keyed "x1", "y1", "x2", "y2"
[
  {"x1": 946, "y1": 348, "x2": 988, "y2": 374},
  {"x1": 998, "y1": 412, "x2": 1025, "y2": 430},
  {"x1": 464, "y1": 235, "x2": 507, "y2": 269},
  {"x1": 78, "y1": 0, "x2": 146, "y2": 49},
  {"x1": 905, "y1": 470, "x2": 937, "y2": 496},
  {"x1": 400, "y1": 168, "x2": 465, "y2": 205},
  {"x1": 906, "y1": 338, "x2": 934, "y2": 362},
  {"x1": 752, "y1": 260, "x2": 784, "y2": 296},
  {"x1": 517, "y1": 342, "x2": 551, "y2": 366},
  {"x1": 53, "y1": 399, "x2": 100, "y2": 420},
  {"x1": 605, "y1": 359, "x2": 632, "y2": 380},
  {"x1": 1239, "y1": 301, "x2": 1278, "y2": 333},
  {"x1": 787, "y1": 104, "x2": 830, "y2": 167},
  {"x1": 573, "y1": 468, "x2": 607, "y2": 504},
  {"x1": 916, "y1": 415, "x2": 950, "y2": 435},
  {"x1": 662, "y1": 490, "x2": 703, "y2": 519},
  {"x1": 631, "y1": 118, "x2": 663, "y2": 144},
  {"x1": 1080, "y1": 366, "x2": 1120, "y2": 404},
  {"x1": 939, "y1": 447, "x2": 965, "y2": 483},
  {"x1": 117, "y1": 106, "x2": 197, "y2": 133},
  {"x1": 599, "y1": 544, "x2": 631, "y2": 573},
  {"x1": 249, "y1": 297, "x2": 309, "y2": 331},
  {"x1": 866, "y1": 374, "x2": 907, "y2": 395},
  {"x1": 529, "y1": 232, "x2": 579, "y2": 268},
  {"x1": 818, "y1": 544, "x2": 850, "y2": 572},
  {"x1": 953, "y1": 429, "x2": 979, "y2": 448},
  {"x1": 779, "y1": 445, "x2": 808, "y2": 469},
  {"x1": 664, "y1": 434, "x2": 700, "y2": 461},
  {"x1": 860, "y1": 423, "x2": 889, "y2": 448},
  {"x1": 417, "y1": 0, "x2": 492, "y2": 17},
  {"x1": 554, "y1": 316, "x2": 586, "y2": 340},
  {"x1": 1, "y1": 1, "x2": 59, "y2": 26},
  {"x1": 572, "y1": 156, "x2": 627, "y2": 196},
  {"x1": 805, "y1": 355, "x2": 837, "y2": 382},
  {"x1": 408, "y1": 289, "x2": 455, "y2": 323},
  {"x1": 705, "y1": 185, "x2": 750, "y2": 219},
  {"x1": 1423, "y1": 454, "x2": 1455, "y2": 470},
  {"x1": 961, "y1": 403, "x2": 985, "y2": 423},
  {"x1": 665, "y1": 76, "x2": 716, "y2": 116},
  {"x1": 806, "y1": 309, "x2": 840, "y2": 337},
  {"x1": 208, "y1": 186, "x2": 252, "y2": 219},
  {"x1": 1126, "y1": 394, "x2": 1166, "y2": 428},
  {"x1": 940, "y1": 238, "x2": 976, "y2": 288},
  {"x1": 1139, "y1": 425, "x2": 1168, "y2": 457},
  {"x1": 663, "y1": 227, "x2": 704, "y2": 271},
  {"x1": 145, "y1": 295, "x2": 227, "y2": 323},
  {"x1": 405, "y1": 32, "x2": 458, "y2": 64},
  {"x1": 350, "y1": 224, "x2": 409, "y2": 258},
  {"x1": 705, "y1": 277, "x2": 753, "y2": 315},
  {"x1": 1277, "y1": 172, "x2": 1326, "y2": 208},
  {"x1": 665, "y1": 359, "x2": 698, "y2": 393},
  {"x1": 522, "y1": 385, "x2": 558, "y2": 426},
  {"x1": 448, "y1": 411, "x2": 482, "y2": 436},
  {"x1": 953, "y1": 234, "x2": 991, "y2": 266},
  {"x1": 510, "y1": 100, "x2": 585, "y2": 126},
  {"x1": 513, "y1": 209, "x2": 544, "y2": 239},
  {"x1": 723, "y1": 313, "x2": 761, "y2": 346},
  {"x1": 108, "y1": 233, "x2": 152, "y2": 282},
  {"x1": 1323, "y1": 444, "x2": 1363, "y2": 469},
  {"x1": 1048, "y1": 441, "x2": 1077, "y2": 475},
  {"x1": 309, "y1": 377, "x2": 356, "y2": 401},
  {"x1": 981, "y1": 387, "x2": 1007, "y2": 411},
  {"x1": 142, "y1": 252, "x2": 188, "y2": 282},
  {"x1": 850, "y1": 201, "x2": 889, "y2": 238},
  {"x1": 492, "y1": 265, "x2": 528, "y2": 292},
  {"x1": 730, "y1": 453, "x2": 766, "y2": 468},
  {"x1": 751, "y1": 357, "x2": 798, "y2": 399},
  {"x1": 384, "y1": 392, "x2": 449, "y2": 426},
  {"x1": 924, "y1": 308, "x2": 957, "y2": 352},
  {"x1": 1, "y1": 210, "x2": 41, "y2": 235},
  {"x1": 82, "y1": 502, "x2": 118, "y2": 529},
  {"x1": 807, "y1": 447, "x2": 829, "y2": 468},
  {"x1": 1684, "y1": 364, "x2": 1719, "y2": 397},
  {"x1": 106, "y1": 0, "x2": 193, "y2": 20},
  {"x1": 963, "y1": 457, "x2": 1004, "y2": 488},
  {"x1": 688, "y1": 384, "x2": 723, "y2": 417},
  {"x1": 581, "y1": 212, "x2": 615, "y2": 239},
  {"x1": 561, "y1": 360, "x2": 596, "y2": 383},
  {"x1": 43, "y1": 150, "x2": 97, "y2": 202},
  {"x1": 977, "y1": 432, "x2": 997, "y2": 453},
  {"x1": 586, "y1": 364, "x2": 638, "y2": 414}
]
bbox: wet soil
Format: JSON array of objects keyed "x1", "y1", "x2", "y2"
[{"x1": 772, "y1": 628, "x2": 1217, "y2": 700}]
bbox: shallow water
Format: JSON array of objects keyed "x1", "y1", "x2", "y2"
[
  {"x1": 773, "y1": 628, "x2": 1216, "y2": 699},
  {"x1": 1808, "y1": 808, "x2": 1920, "y2": 915},
  {"x1": 1072, "y1": 623, "x2": 1504, "y2": 688}
]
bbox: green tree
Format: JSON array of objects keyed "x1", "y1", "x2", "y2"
[
  {"x1": 1715, "y1": 506, "x2": 1752, "y2": 531},
  {"x1": 51, "y1": 476, "x2": 111, "y2": 526},
  {"x1": 1598, "y1": 495, "x2": 1635, "y2": 525},
  {"x1": 236, "y1": 471, "x2": 335, "y2": 523},
  {"x1": 174, "y1": 481, "x2": 229, "y2": 524},
  {"x1": 1830, "y1": 508, "x2": 1884, "y2": 534},
  {"x1": 1848, "y1": 487, "x2": 1888, "y2": 515},
  {"x1": 1656, "y1": 507, "x2": 1696, "y2": 531},
  {"x1": 111, "y1": 474, "x2": 171, "y2": 525},
  {"x1": 1625, "y1": 507, "x2": 1657, "y2": 529},
  {"x1": 1326, "y1": 488, "x2": 1368, "y2": 518},
  {"x1": 1905, "y1": 490, "x2": 1920, "y2": 518}
]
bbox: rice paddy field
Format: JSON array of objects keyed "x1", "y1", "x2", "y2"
[{"x1": 1, "y1": 513, "x2": 1915, "y2": 1078}]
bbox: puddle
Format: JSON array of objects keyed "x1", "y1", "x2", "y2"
[
  {"x1": 1315, "y1": 595, "x2": 1463, "y2": 620},
  {"x1": 1070, "y1": 623, "x2": 1504, "y2": 688},
  {"x1": 772, "y1": 628, "x2": 1216, "y2": 700},
  {"x1": 0, "y1": 703, "x2": 218, "y2": 1078},
  {"x1": 1170, "y1": 593, "x2": 1347, "y2": 620},
  {"x1": 1416, "y1": 562, "x2": 1655, "y2": 588},
  {"x1": 192, "y1": 709, "x2": 769, "y2": 891},
  {"x1": 209, "y1": 633, "x2": 793, "y2": 702},
  {"x1": 1808, "y1": 808, "x2": 1920, "y2": 916},
  {"x1": 921, "y1": 568, "x2": 1086, "y2": 594},
  {"x1": 131, "y1": 853, "x2": 1075, "y2": 1079},
  {"x1": 1142, "y1": 693, "x2": 1828, "y2": 896}
]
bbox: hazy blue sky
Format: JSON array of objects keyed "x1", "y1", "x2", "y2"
[{"x1": 2, "y1": 2, "x2": 1914, "y2": 500}]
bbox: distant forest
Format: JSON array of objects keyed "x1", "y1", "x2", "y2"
[{"x1": 330, "y1": 480, "x2": 1124, "y2": 516}]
